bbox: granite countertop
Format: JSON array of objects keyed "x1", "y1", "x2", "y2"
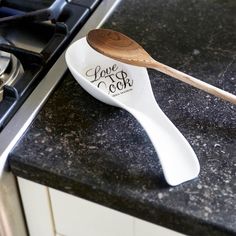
[{"x1": 9, "y1": 0, "x2": 236, "y2": 235}]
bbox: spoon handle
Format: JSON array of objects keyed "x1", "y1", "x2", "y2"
[
  {"x1": 149, "y1": 60, "x2": 236, "y2": 105},
  {"x1": 126, "y1": 101, "x2": 200, "y2": 186}
]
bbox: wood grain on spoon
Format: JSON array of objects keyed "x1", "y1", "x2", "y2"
[{"x1": 87, "y1": 29, "x2": 236, "y2": 105}]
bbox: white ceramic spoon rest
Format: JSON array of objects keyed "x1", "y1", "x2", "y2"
[{"x1": 65, "y1": 37, "x2": 200, "y2": 186}]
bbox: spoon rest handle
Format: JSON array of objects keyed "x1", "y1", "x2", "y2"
[{"x1": 126, "y1": 102, "x2": 200, "y2": 186}]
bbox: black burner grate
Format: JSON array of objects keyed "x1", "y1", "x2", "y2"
[{"x1": 0, "y1": 0, "x2": 93, "y2": 130}]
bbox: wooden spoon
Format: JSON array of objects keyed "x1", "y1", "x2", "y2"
[{"x1": 87, "y1": 29, "x2": 236, "y2": 105}]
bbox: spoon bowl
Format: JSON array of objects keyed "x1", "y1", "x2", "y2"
[{"x1": 65, "y1": 37, "x2": 200, "y2": 186}]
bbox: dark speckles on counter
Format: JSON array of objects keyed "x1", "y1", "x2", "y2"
[{"x1": 9, "y1": 0, "x2": 236, "y2": 236}]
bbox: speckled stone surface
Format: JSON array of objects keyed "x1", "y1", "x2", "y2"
[{"x1": 9, "y1": 0, "x2": 236, "y2": 235}]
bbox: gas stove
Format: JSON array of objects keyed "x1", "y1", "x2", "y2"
[
  {"x1": 0, "y1": 0, "x2": 97, "y2": 130},
  {"x1": 0, "y1": 0, "x2": 120, "y2": 235}
]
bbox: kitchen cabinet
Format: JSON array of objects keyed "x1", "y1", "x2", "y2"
[
  {"x1": 49, "y1": 188, "x2": 133, "y2": 236},
  {"x1": 18, "y1": 177, "x2": 185, "y2": 236},
  {"x1": 18, "y1": 178, "x2": 54, "y2": 236}
]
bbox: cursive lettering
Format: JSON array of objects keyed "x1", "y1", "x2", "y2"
[
  {"x1": 85, "y1": 64, "x2": 133, "y2": 96},
  {"x1": 86, "y1": 64, "x2": 118, "y2": 83}
]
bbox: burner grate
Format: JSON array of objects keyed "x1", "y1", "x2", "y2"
[
  {"x1": 0, "y1": 22, "x2": 70, "y2": 129},
  {"x1": 0, "y1": 1, "x2": 90, "y2": 130},
  {"x1": 0, "y1": 0, "x2": 66, "y2": 26}
]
